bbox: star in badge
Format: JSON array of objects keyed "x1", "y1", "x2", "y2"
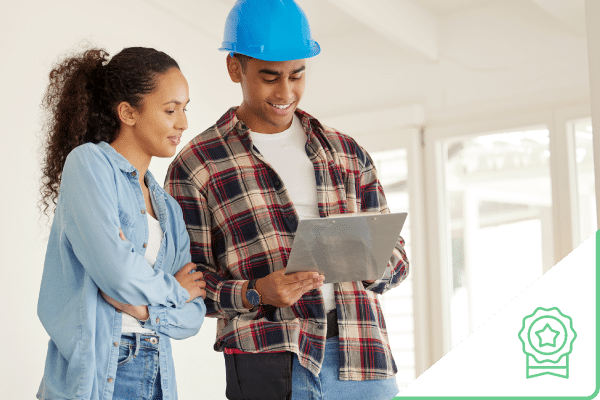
[{"x1": 535, "y1": 323, "x2": 560, "y2": 347}]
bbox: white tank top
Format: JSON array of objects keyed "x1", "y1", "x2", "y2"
[
  {"x1": 121, "y1": 213, "x2": 163, "y2": 334},
  {"x1": 250, "y1": 115, "x2": 336, "y2": 312}
]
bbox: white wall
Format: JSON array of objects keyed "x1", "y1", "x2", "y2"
[{"x1": 0, "y1": 1, "x2": 234, "y2": 398}]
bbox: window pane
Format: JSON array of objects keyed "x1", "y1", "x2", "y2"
[
  {"x1": 572, "y1": 118, "x2": 597, "y2": 242},
  {"x1": 442, "y1": 129, "x2": 553, "y2": 348},
  {"x1": 371, "y1": 148, "x2": 415, "y2": 388}
]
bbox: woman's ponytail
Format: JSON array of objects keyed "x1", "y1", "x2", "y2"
[
  {"x1": 39, "y1": 47, "x2": 179, "y2": 216},
  {"x1": 40, "y1": 49, "x2": 109, "y2": 215}
]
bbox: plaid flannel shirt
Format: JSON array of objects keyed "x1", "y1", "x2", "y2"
[{"x1": 165, "y1": 107, "x2": 409, "y2": 380}]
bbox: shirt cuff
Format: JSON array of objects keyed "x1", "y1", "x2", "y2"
[
  {"x1": 165, "y1": 284, "x2": 190, "y2": 309},
  {"x1": 216, "y1": 280, "x2": 251, "y2": 314},
  {"x1": 363, "y1": 266, "x2": 392, "y2": 291},
  {"x1": 143, "y1": 307, "x2": 168, "y2": 330}
]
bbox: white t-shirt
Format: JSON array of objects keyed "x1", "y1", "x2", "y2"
[
  {"x1": 250, "y1": 115, "x2": 336, "y2": 312},
  {"x1": 121, "y1": 213, "x2": 163, "y2": 334}
]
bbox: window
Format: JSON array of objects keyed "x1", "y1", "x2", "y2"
[{"x1": 440, "y1": 128, "x2": 553, "y2": 347}]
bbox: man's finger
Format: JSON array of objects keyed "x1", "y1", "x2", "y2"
[
  {"x1": 306, "y1": 279, "x2": 323, "y2": 292},
  {"x1": 286, "y1": 276, "x2": 323, "y2": 293},
  {"x1": 284, "y1": 271, "x2": 321, "y2": 283}
]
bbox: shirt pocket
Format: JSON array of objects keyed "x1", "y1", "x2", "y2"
[
  {"x1": 117, "y1": 206, "x2": 137, "y2": 242},
  {"x1": 118, "y1": 206, "x2": 136, "y2": 227}
]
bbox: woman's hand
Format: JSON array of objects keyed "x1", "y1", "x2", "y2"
[
  {"x1": 99, "y1": 228, "x2": 204, "y2": 324},
  {"x1": 122, "y1": 229, "x2": 207, "y2": 303},
  {"x1": 100, "y1": 290, "x2": 150, "y2": 320},
  {"x1": 175, "y1": 262, "x2": 207, "y2": 301}
]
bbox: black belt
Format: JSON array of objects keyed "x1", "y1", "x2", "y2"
[{"x1": 326, "y1": 309, "x2": 339, "y2": 338}]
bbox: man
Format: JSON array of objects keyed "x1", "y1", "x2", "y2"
[{"x1": 165, "y1": 1, "x2": 409, "y2": 399}]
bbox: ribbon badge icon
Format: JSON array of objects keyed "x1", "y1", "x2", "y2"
[{"x1": 518, "y1": 307, "x2": 577, "y2": 378}]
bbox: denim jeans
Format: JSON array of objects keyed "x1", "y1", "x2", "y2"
[
  {"x1": 113, "y1": 333, "x2": 163, "y2": 400},
  {"x1": 291, "y1": 336, "x2": 399, "y2": 400}
]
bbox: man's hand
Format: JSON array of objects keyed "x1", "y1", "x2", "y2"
[
  {"x1": 175, "y1": 262, "x2": 207, "y2": 302},
  {"x1": 243, "y1": 269, "x2": 324, "y2": 308}
]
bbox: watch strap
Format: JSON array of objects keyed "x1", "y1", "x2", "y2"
[
  {"x1": 246, "y1": 279, "x2": 262, "y2": 307},
  {"x1": 248, "y1": 279, "x2": 257, "y2": 291}
]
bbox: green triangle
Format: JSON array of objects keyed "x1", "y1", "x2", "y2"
[{"x1": 396, "y1": 233, "x2": 600, "y2": 399}]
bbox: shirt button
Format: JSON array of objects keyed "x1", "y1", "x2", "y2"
[
  {"x1": 287, "y1": 215, "x2": 294, "y2": 221},
  {"x1": 141, "y1": 209, "x2": 146, "y2": 214},
  {"x1": 156, "y1": 318, "x2": 160, "y2": 324},
  {"x1": 132, "y1": 171, "x2": 137, "y2": 177},
  {"x1": 108, "y1": 377, "x2": 114, "y2": 383},
  {"x1": 143, "y1": 243, "x2": 147, "y2": 248},
  {"x1": 274, "y1": 180, "x2": 281, "y2": 187},
  {"x1": 318, "y1": 324, "x2": 324, "y2": 330},
  {"x1": 113, "y1": 342, "x2": 118, "y2": 347}
]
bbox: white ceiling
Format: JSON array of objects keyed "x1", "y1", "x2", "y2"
[
  {"x1": 418, "y1": 0, "x2": 494, "y2": 16},
  {"x1": 141, "y1": 0, "x2": 589, "y2": 126}
]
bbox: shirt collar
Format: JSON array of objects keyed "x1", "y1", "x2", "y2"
[
  {"x1": 96, "y1": 141, "x2": 160, "y2": 189},
  {"x1": 216, "y1": 107, "x2": 324, "y2": 141},
  {"x1": 97, "y1": 141, "x2": 136, "y2": 173}
]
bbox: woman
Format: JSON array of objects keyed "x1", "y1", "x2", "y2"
[{"x1": 36, "y1": 47, "x2": 206, "y2": 400}]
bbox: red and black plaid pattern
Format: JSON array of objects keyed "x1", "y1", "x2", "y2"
[{"x1": 165, "y1": 108, "x2": 409, "y2": 380}]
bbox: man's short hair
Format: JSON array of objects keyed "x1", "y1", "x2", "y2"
[{"x1": 234, "y1": 53, "x2": 251, "y2": 73}]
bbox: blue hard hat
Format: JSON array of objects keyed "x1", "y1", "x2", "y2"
[{"x1": 219, "y1": 0, "x2": 321, "y2": 62}]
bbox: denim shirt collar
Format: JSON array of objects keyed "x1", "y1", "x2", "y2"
[
  {"x1": 97, "y1": 141, "x2": 135, "y2": 172},
  {"x1": 96, "y1": 141, "x2": 161, "y2": 193}
]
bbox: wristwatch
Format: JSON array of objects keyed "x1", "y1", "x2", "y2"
[{"x1": 245, "y1": 279, "x2": 262, "y2": 308}]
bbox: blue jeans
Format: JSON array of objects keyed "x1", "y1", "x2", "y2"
[
  {"x1": 291, "y1": 336, "x2": 399, "y2": 400},
  {"x1": 113, "y1": 333, "x2": 163, "y2": 400}
]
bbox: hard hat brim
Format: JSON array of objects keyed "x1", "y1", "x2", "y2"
[{"x1": 219, "y1": 41, "x2": 320, "y2": 62}]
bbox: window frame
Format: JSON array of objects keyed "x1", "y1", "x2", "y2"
[{"x1": 352, "y1": 126, "x2": 430, "y2": 377}]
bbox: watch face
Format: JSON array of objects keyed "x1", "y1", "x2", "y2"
[{"x1": 246, "y1": 289, "x2": 260, "y2": 306}]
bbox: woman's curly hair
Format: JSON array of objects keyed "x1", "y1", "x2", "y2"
[{"x1": 40, "y1": 47, "x2": 179, "y2": 216}]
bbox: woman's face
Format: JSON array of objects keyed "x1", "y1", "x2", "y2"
[{"x1": 130, "y1": 68, "x2": 190, "y2": 158}]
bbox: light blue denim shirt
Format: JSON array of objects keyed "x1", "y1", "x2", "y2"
[{"x1": 37, "y1": 142, "x2": 205, "y2": 400}]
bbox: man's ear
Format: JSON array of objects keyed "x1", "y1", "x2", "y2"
[
  {"x1": 117, "y1": 101, "x2": 137, "y2": 127},
  {"x1": 227, "y1": 54, "x2": 243, "y2": 83}
]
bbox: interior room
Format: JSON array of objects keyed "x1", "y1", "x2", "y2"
[{"x1": 1, "y1": 0, "x2": 597, "y2": 397}]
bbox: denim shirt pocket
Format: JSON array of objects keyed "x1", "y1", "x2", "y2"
[
  {"x1": 118, "y1": 206, "x2": 136, "y2": 241},
  {"x1": 118, "y1": 206, "x2": 136, "y2": 226}
]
